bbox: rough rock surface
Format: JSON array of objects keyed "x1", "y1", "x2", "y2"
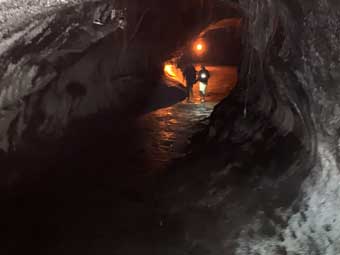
[
  {"x1": 0, "y1": 0, "x2": 121, "y2": 150},
  {"x1": 203, "y1": 0, "x2": 340, "y2": 254}
]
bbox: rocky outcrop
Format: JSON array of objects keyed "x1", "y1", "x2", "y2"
[
  {"x1": 0, "y1": 0, "x2": 121, "y2": 150},
  {"x1": 204, "y1": 0, "x2": 340, "y2": 254}
]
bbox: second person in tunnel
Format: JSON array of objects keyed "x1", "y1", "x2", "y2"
[
  {"x1": 183, "y1": 64, "x2": 197, "y2": 102},
  {"x1": 197, "y1": 65, "x2": 210, "y2": 103}
]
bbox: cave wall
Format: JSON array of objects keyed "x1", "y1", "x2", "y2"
[
  {"x1": 207, "y1": 0, "x2": 340, "y2": 254},
  {"x1": 0, "y1": 0, "x2": 119, "y2": 151}
]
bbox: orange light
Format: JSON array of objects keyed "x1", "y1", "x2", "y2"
[
  {"x1": 193, "y1": 40, "x2": 206, "y2": 55},
  {"x1": 196, "y1": 43, "x2": 203, "y2": 51},
  {"x1": 164, "y1": 64, "x2": 176, "y2": 77}
]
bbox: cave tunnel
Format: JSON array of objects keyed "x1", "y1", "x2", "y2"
[{"x1": 1, "y1": 0, "x2": 340, "y2": 254}]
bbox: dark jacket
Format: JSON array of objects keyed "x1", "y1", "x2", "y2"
[
  {"x1": 183, "y1": 65, "x2": 197, "y2": 84},
  {"x1": 198, "y1": 68, "x2": 210, "y2": 84}
]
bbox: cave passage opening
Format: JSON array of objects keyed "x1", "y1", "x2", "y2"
[
  {"x1": 137, "y1": 17, "x2": 243, "y2": 170},
  {"x1": 163, "y1": 17, "x2": 242, "y2": 104}
]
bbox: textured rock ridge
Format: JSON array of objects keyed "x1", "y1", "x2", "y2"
[{"x1": 207, "y1": 0, "x2": 340, "y2": 254}]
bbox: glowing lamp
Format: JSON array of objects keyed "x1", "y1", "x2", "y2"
[
  {"x1": 196, "y1": 43, "x2": 203, "y2": 51},
  {"x1": 193, "y1": 40, "x2": 206, "y2": 55}
]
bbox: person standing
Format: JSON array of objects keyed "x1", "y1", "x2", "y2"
[
  {"x1": 183, "y1": 64, "x2": 197, "y2": 102},
  {"x1": 197, "y1": 65, "x2": 210, "y2": 102}
]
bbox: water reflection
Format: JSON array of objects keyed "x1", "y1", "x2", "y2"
[
  {"x1": 138, "y1": 65, "x2": 238, "y2": 170},
  {"x1": 138, "y1": 103, "x2": 213, "y2": 170}
]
